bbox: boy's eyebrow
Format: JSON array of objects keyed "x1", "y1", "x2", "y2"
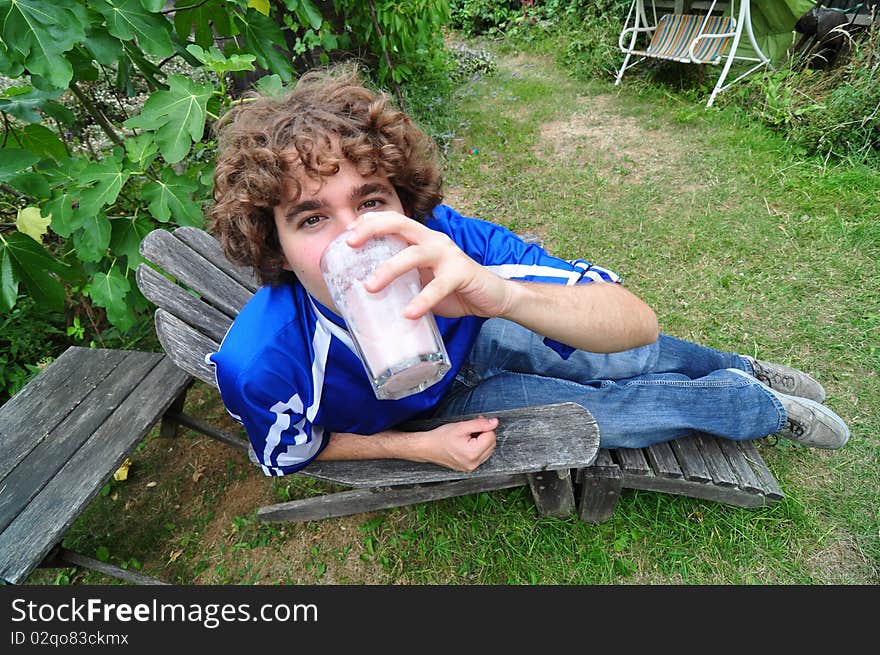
[
  {"x1": 350, "y1": 182, "x2": 393, "y2": 200},
  {"x1": 285, "y1": 181, "x2": 394, "y2": 220},
  {"x1": 286, "y1": 198, "x2": 325, "y2": 218}
]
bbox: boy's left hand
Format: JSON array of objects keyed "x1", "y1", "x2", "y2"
[{"x1": 345, "y1": 210, "x2": 513, "y2": 320}]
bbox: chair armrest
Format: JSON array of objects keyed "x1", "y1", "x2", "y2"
[{"x1": 619, "y1": 25, "x2": 657, "y2": 53}]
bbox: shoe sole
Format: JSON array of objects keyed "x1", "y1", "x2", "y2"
[{"x1": 726, "y1": 368, "x2": 850, "y2": 449}]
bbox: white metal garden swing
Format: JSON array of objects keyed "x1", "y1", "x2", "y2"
[{"x1": 615, "y1": 0, "x2": 771, "y2": 107}]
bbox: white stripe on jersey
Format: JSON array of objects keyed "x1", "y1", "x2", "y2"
[
  {"x1": 309, "y1": 296, "x2": 357, "y2": 355},
  {"x1": 271, "y1": 320, "x2": 331, "y2": 470},
  {"x1": 485, "y1": 263, "x2": 582, "y2": 284},
  {"x1": 263, "y1": 393, "x2": 303, "y2": 466}
]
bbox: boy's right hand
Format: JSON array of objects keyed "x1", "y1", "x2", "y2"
[{"x1": 345, "y1": 210, "x2": 515, "y2": 321}]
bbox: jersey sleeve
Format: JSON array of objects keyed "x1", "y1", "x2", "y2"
[
  {"x1": 432, "y1": 207, "x2": 621, "y2": 358},
  {"x1": 206, "y1": 349, "x2": 328, "y2": 477},
  {"x1": 435, "y1": 207, "x2": 621, "y2": 285}
]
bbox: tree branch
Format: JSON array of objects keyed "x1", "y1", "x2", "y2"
[
  {"x1": 69, "y1": 82, "x2": 125, "y2": 148},
  {"x1": 367, "y1": 0, "x2": 407, "y2": 111}
]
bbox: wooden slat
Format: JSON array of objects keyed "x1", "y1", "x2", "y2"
[
  {"x1": 528, "y1": 469, "x2": 576, "y2": 517},
  {"x1": 173, "y1": 226, "x2": 260, "y2": 292},
  {"x1": 694, "y1": 434, "x2": 738, "y2": 487},
  {"x1": 304, "y1": 403, "x2": 599, "y2": 487},
  {"x1": 136, "y1": 264, "x2": 232, "y2": 343},
  {"x1": 717, "y1": 439, "x2": 764, "y2": 494},
  {"x1": 0, "y1": 351, "x2": 159, "y2": 535},
  {"x1": 258, "y1": 474, "x2": 528, "y2": 522},
  {"x1": 594, "y1": 449, "x2": 615, "y2": 467},
  {"x1": 738, "y1": 440, "x2": 784, "y2": 500},
  {"x1": 645, "y1": 441, "x2": 683, "y2": 478},
  {"x1": 620, "y1": 473, "x2": 769, "y2": 508},
  {"x1": 154, "y1": 309, "x2": 220, "y2": 386},
  {"x1": 0, "y1": 355, "x2": 191, "y2": 585},
  {"x1": 669, "y1": 435, "x2": 712, "y2": 482},
  {"x1": 577, "y1": 464, "x2": 623, "y2": 523},
  {"x1": 0, "y1": 348, "x2": 127, "y2": 481},
  {"x1": 139, "y1": 229, "x2": 253, "y2": 318},
  {"x1": 613, "y1": 447, "x2": 651, "y2": 475}
]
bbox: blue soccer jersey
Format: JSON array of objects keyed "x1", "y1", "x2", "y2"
[{"x1": 207, "y1": 205, "x2": 620, "y2": 476}]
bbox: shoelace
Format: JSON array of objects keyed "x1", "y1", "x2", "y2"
[
  {"x1": 785, "y1": 418, "x2": 806, "y2": 438},
  {"x1": 753, "y1": 362, "x2": 796, "y2": 390}
]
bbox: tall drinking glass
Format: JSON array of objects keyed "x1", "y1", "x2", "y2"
[{"x1": 320, "y1": 231, "x2": 450, "y2": 400}]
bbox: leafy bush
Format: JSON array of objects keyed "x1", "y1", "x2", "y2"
[
  {"x1": 0, "y1": 297, "x2": 65, "y2": 402},
  {"x1": 745, "y1": 24, "x2": 880, "y2": 163},
  {"x1": 449, "y1": 0, "x2": 522, "y2": 36},
  {"x1": 504, "y1": 0, "x2": 631, "y2": 79},
  {"x1": 0, "y1": 0, "x2": 453, "y2": 380}
]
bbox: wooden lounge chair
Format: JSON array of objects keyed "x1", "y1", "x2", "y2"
[{"x1": 136, "y1": 226, "x2": 783, "y2": 524}]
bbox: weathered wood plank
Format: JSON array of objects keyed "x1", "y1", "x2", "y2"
[
  {"x1": 669, "y1": 435, "x2": 713, "y2": 482},
  {"x1": 577, "y1": 465, "x2": 623, "y2": 523},
  {"x1": 0, "y1": 348, "x2": 126, "y2": 480},
  {"x1": 154, "y1": 309, "x2": 220, "y2": 386},
  {"x1": 717, "y1": 438, "x2": 764, "y2": 494},
  {"x1": 0, "y1": 355, "x2": 190, "y2": 585},
  {"x1": 737, "y1": 440, "x2": 784, "y2": 500},
  {"x1": 258, "y1": 474, "x2": 528, "y2": 522},
  {"x1": 304, "y1": 403, "x2": 599, "y2": 487},
  {"x1": 0, "y1": 351, "x2": 160, "y2": 535},
  {"x1": 173, "y1": 226, "x2": 260, "y2": 292},
  {"x1": 694, "y1": 434, "x2": 738, "y2": 487},
  {"x1": 645, "y1": 441, "x2": 683, "y2": 478},
  {"x1": 139, "y1": 229, "x2": 253, "y2": 318},
  {"x1": 136, "y1": 264, "x2": 233, "y2": 343},
  {"x1": 46, "y1": 548, "x2": 168, "y2": 585},
  {"x1": 620, "y1": 472, "x2": 770, "y2": 508},
  {"x1": 613, "y1": 447, "x2": 650, "y2": 475},
  {"x1": 527, "y1": 469, "x2": 576, "y2": 517},
  {"x1": 594, "y1": 449, "x2": 615, "y2": 467}
]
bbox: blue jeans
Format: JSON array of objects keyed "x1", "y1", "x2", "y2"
[{"x1": 430, "y1": 319, "x2": 787, "y2": 449}]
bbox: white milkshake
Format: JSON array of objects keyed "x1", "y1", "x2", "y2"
[{"x1": 320, "y1": 231, "x2": 450, "y2": 400}]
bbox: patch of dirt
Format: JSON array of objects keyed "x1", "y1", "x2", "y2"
[
  {"x1": 803, "y1": 531, "x2": 877, "y2": 583},
  {"x1": 534, "y1": 93, "x2": 689, "y2": 185}
]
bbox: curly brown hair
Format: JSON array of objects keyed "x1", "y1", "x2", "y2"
[{"x1": 208, "y1": 64, "x2": 444, "y2": 285}]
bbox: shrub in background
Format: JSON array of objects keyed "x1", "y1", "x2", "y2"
[
  {"x1": 747, "y1": 24, "x2": 879, "y2": 163},
  {"x1": 0, "y1": 0, "x2": 453, "y2": 399}
]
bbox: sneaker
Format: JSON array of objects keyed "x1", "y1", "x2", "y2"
[
  {"x1": 775, "y1": 392, "x2": 850, "y2": 449},
  {"x1": 727, "y1": 368, "x2": 849, "y2": 449},
  {"x1": 743, "y1": 356, "x2": 826, "y2": 404}
]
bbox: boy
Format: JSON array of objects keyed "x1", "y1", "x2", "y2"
[{"x1": 207, "y1": 66, "x2": 849, "y2": 477}]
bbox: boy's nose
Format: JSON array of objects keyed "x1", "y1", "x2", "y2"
[{"x1": 339, "y1": 212, "x2": 361, "y2": 230}]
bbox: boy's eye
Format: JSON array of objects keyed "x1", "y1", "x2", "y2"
[
  {"x1": 360, "y1": 198, "x2": 382, "y2": 210},
  {"x1": 300, "y1": 215, "x2": 323, "y2": 228}
]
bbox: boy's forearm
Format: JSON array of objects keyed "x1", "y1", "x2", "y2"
[
  {"x1": 499, "y1": 280, "x2": 659, "y2": 353},
  {"x1": 315, "y1": 415, "x2": 499, "y2": 472},
  {"x1": 316, "y1": 429, "x2": 428, "y2": 463}
]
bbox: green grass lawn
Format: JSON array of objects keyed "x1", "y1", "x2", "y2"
[{"x1": 30, "y1": 46, "x2": 879, "y2": 586}]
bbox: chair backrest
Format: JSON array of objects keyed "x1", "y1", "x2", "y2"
[{"x1": 137, "y1": 227, "x2": 257, "y2": 386}]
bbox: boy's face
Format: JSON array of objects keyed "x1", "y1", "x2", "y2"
[{"x1": 273, "y1": 157, "x2": 406, "y2": 311}]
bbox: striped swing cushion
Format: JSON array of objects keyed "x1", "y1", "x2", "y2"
[{"x1": 646, "y1": 13, "x2": 735, "y2": 63}]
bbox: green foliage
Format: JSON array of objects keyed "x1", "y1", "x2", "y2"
[
  {"x1": 743, "y1": 26, "x2": 880, "y2": 163},
  {"x1": 449, "y1": 0, "x2": 522, "y2": 37},
  {"x1": 338, "y1": 0, "x2": 451, "y2": 85},
  {"x1": 0, "y1": 0, "x2": 454, "y2": 376},
  {"x1": 544, "y1": 0, "x2": 631, "y2": 79},
  {"x1": 0, "y1": 296, "x2": 66, "y2": 401}
]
